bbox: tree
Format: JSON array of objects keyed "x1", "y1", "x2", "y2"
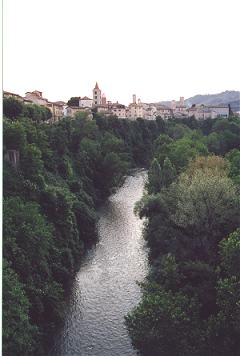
[
  {"x1": 67, "y1": 97, "x2": 79, "y2": 106},
  {"x1": 161, "y1": 157, "x2": 176, "y2": 188},
  {"x1": 23, "y1": 103, "x2": 52, "y2": 122},
  {"x1": 3, "y1": 97, "x2": 24, "y2": 119},
  {"x1": 205, "y1": 230, "x2": 240, "y2": 355},
  {"x1": 167, "y1": 123, "x2": 191, "y2": 140},
  {"x1": 125, "y1": 287, "x2": 202, "y2": 356},
  {"x1": 219, "y1": 229, "x2": 240, "y2": 277},
  {"x1": 147, "y1": 158, "x2": 162, "y2": 194},
  {"x1": 172, "y1": 169, "x2": 240, "y2": 260},
  {"x1": 20, "y1": 143, "x2": 44, "y2": 185},
  {"x1": 226, "y1": 149, "x2": 240, "y2": 184},
  {"x1": 2, "y1": 259, "x2": 38, "y2": 356},
  {"x1": 3, "y1": 119, "x2": 27, "y2": 150},
  {"x1": 186, "y1": 155, "x2": 230, "y2": 177},
  {"x1": 167, "y1": 134, "x2": 208, "y2": 172}
]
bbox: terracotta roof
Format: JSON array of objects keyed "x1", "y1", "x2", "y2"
[
  {"x1": 94, "y1": 82, "x2": 99, "y2": 90},
  {"x1": 3, "y1": 90, "x2": 22, "y2": 98}
]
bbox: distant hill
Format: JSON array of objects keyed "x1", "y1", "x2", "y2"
[
  {"x1": 185, "y1": 91, "x2": 240, "y2": 111},
  {"x1": 156, "y1": 91, "x2": 240, "y2": 112}
]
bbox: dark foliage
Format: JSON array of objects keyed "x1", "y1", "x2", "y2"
[{"x1": 126, "y1": 118, "x2": 240, "y2": 355}]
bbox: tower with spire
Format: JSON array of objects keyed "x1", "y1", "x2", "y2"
[{"x1": 93, "y1": 82, "x2": 102, "y2": 105}]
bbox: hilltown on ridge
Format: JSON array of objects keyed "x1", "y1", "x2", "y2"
[{"x1": 3, "y1": 82, "x2": 231, "y2": 123}]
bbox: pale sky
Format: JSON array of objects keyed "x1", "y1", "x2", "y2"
[{"x1": 3, "y1": 0, "x2": 240, "y2": 105}]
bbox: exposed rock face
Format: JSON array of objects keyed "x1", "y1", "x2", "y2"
[{"x1": 5, "y1": 150, "x2": 20, "y2": 169}]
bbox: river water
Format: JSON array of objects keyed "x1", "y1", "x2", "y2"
[{"x1": 52, "y1": 170, "x2": 148, "y2": 356}]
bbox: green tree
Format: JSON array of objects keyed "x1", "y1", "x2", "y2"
[
  {"x1": 126, "y1": 287, "x2": 202, "y2": 356},
  {"x1": 226, "y1": 149, "x2": 240, "y2": 184},
  {"x1": 206, "y1": 230, "x2": 240, "y2": 355},
  {"x1": 147, "y1": 158, "x2": 162, "y2": 194},
  {"x1": 3, "y1": 97, "x2": 24, "y2": 119},
  {"x1": 23, "y1": 103, "x2": 52, "y2": 122},
  {"x1": 3, "y1": 119, "x2": 27, "y2": 150},
  {"x1": 2, "y1": 259, "x2": 38, "y2": 356},
  {"x1": 172, "y1": 169, "x2": 240, "y2": 260},
  {"x1": 161, "y1": 157, "x2": 176, "y2": 188},
  {"x1": 67, "y1": 97, "x2": 79, "y2": 106}
]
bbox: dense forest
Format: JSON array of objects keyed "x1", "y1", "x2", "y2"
[
  {"x1": 3, "y1": 98, "x2": 168, "y2": 355},
  {"x1": 125, "y1": 114, "x2": 240, "y2": 355},
  {"x1": 3, "y1": 97, "x2": 240, "y2": 355}
]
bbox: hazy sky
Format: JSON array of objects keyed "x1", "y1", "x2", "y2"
[{"x1": 3, "y1": 0, "x2": 240, "y2": 104}]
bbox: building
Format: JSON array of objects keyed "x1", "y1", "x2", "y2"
[
  {"x1": 127, "y1": 95, "x2": 144, "y2": 119},
  {"x1": 102, "y1": 93, "x2": 107, "y2": 105},
  {"x1": 110, "y1": 103, "x2": 126, "y2": 118},
  {"x1": 25, "y1": 90, "x2": 49, "y2": 106},
  {"x1": 3, "y1": 90, "x2": 24, "y2": 101},
  {"x1": 172, "y1": 97, "x2": 188, "y2": 117},
  {"x1": 24, "y1": 90, "x2": 66, "y2": 122},
  {"x1": 65, "y1": 106, "x2": 92, "y2": 119},
  {"x1": 95, "y1": 105, "x2": 109, "y2": 113},
  {"x1": 188, "y1": 104, "x2": 229, "y2": 120},
  {"x1": 207, "y1": 105, "x2": 229, "y2": 118},
  {"x1": 143, "y1": 105, "x2": 157, "y2": 120},
  {"x1": 79, "y1": 96, "x2": 93, "y2": 108},
  {"x1": 48, "y1": 101, "x2": 66, "y2": 122},
  {"x1": 155, "y1": 105, "x2": 173, "y2": 119},
  {"x1": 93, "y1": 82, "x2": 102, "y2": 105}
]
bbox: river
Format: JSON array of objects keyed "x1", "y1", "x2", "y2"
[{"x1": 52, "y1": 170, "x2": 148, "y2": 356}]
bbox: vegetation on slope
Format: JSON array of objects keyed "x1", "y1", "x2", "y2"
[
  {"x1": 2, "y1": 99, "x2": 168, "y2": 355},
  {"x1": 126, "y1": 116, "x2": 240, "y2": 355}
]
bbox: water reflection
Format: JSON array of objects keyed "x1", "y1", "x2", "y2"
[{"x1": 53, "y1": 170, "x2": 148, "y2": 356}]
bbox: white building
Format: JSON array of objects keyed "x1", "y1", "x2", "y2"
[{"x1": 79, "y1": 96, "x2": 93, "y2": 108}]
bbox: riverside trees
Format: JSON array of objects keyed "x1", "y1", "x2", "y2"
[
  {"x1": 3, "y1": 104, "x2": 172, "y2": 355},
  {"x1": 126, "y1": 121, "x2": 240, "y2": 355},
  {"x1": 3, "y1": 112, "x2": 133, "y2": 355}
]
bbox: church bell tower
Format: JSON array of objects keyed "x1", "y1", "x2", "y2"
[{"x1": 93, "y1": 82, "x2": 102, "y2": 105}]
